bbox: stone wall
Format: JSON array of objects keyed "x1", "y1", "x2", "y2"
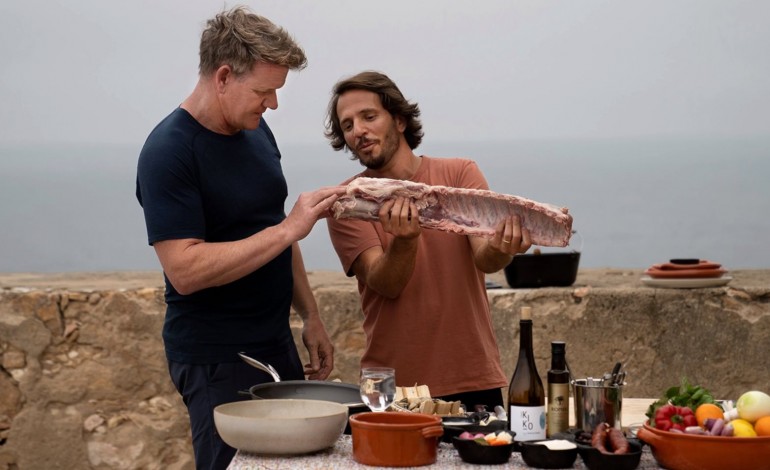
[
  {"x1": 1, "y1": 269, "x2": 768, "y2": 469},
  {"x1": 0, "y1": 286, "x2": 190, "y2": 470}
]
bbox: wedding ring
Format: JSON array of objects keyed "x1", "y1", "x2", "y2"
[{"x1": 503, "y1": 238, "x2": 512, "y2": 244}]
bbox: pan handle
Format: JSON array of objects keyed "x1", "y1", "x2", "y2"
[
  {"x1": 238, "y1": 352, "x2": 281, "y2": 382},
  {"x1": 421, "y1": 425, "x2": 445, "y2": 439}
]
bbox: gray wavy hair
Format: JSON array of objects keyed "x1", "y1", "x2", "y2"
[{"x1": 198, "y1": 6, "x2": 307, "y2": 76}]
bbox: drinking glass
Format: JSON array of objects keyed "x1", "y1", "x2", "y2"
[{"x1": 359, "y1": 367, "x2": 396, "y2": 412}]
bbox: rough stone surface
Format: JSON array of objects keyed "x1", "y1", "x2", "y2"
[{"x1": 0, "y1": 269, "x2": 768, "y2": 469}]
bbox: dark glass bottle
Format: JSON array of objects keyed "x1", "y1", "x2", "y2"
[
  {"x1": 507, "y1": 306, "x2": 545, "y2": 441},
  {"x1": 547, "y1": 341, "x2": 570, "y2": 437}
]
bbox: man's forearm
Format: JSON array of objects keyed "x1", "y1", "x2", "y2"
[
  {"x1": 156, "y1": 223, "x2": 295, "y2": 295},
  {"x1": 290, "y1": 243, "x2": 321, "y2": 321},
  {"x1": 471, "y1": 238, "x2": 514, "y2": 274},
  {"x1": 359, "y1": 237, "x2": 418, "y2": 299}
]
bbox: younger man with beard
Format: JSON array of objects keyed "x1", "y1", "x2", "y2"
[{"x1": 324, "y1": 71, "x2": 532, "y2": 410}]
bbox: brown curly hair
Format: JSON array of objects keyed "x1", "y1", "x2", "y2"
[
  {"x1": 198, "y1": 6, "x2": 307, "y2": 77},
  {"x1": 325, "y1": 71, "x2": 424, "y2": 152}
]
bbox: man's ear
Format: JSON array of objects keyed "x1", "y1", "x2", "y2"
[
  {"x1": 395, "y1": 115, "x2": 407, "y2": 133},
  {"x1": 215, "y1": 65, "x2": 233, "y2": 93}
]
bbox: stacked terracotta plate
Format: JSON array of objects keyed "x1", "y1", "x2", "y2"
[{"x1": 641, "y1": 259, "x2": 732, "y2": 288}]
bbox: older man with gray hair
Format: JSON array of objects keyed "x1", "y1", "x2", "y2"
[{"x1": 136, "y1": 6, "x2": 343, "y2": 469}]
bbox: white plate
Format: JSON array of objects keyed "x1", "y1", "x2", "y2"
[{"x1": 640, "y1": 275, "x2": 733, "y2": 289}]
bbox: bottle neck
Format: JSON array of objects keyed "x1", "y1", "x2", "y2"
[
  {"x1": 551, "y1": 353, "x2": 566, "y2": 370},
  {"x1": 518, "y1": 320, "x2": 537, "y2": 371},
  {"x1": 519, "y1": 320, "x2": 533, "y2": 352}
]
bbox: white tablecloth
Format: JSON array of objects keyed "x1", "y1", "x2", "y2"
[
  {"x1": 227, "y1": 434, "x2": 664, "y2": 469},
  {"x1": 228, "y1": 398, "x2": 661, "y2": 469}
]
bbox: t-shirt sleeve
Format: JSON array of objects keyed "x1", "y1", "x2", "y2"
[
  {"x1": 456, "y1": 159, "x2": 490, "y2": 191},
  {"x1": 137, "y1": 139, "x2": 206, "y2": 245},
  {"x1": 326, "y1": 216, "x2": 381, "y2": 277}
]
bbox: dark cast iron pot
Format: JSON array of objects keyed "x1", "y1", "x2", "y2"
[{"x1": 504, "y1": 230, "x2": 582, "y2": 288}]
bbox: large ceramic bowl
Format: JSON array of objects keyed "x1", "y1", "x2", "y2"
[
  {"x1": 213, "y1": 399, "x2": 347, "y2": 455},
  {"x1": 637, "y1": 422, "x2": 770, "y2": 470},
  {"x1": 247, "y1": 380, "x2": 368, "y2": 434}
]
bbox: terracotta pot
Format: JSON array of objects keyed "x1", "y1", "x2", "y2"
[
  {"x1": 637, "y1": 421, "x2": 770, "y2": 470},
  {"x1": 349, "y1": 412, "x2": 444, "y2": 467}
]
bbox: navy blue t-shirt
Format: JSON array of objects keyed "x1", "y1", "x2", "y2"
[{"x1": 136, "y1": 108, "x2": 294, "y2": 363}]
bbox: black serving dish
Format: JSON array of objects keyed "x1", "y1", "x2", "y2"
[
  {"x1": 452, "y1": 434, "x2": 515, "y2": 465},
  {"x1": 550, "y1": 427, "x2": 643, "y2": 470},
  {"x1": 519, "y1": 440, "x2": 579, "y2": 469},
  {"x1": 577, "y1": 440, "x2": 643, "y2": 470},
  {"x1": 442, "y1": 420, "x2": 508, "y2": 443}
]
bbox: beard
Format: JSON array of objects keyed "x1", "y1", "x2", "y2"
[{"x1": 351, "y1": 121, "x2": 402, "y2": 170}]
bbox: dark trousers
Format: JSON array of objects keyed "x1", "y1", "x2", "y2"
[
  {"x1": 436, "y1": 387, "x2": 505, "y2": 414},
  {"x1": 168, "y1": 346, "x2": 304, "y2": 470}
]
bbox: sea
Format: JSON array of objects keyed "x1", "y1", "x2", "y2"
[{"x1": 1, "y1": 137, "x2": 769, "y2": 273}]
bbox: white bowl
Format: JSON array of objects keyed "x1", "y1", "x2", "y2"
[{"x1": 213, "y1": 399, "x2": 348, "y2": 454}]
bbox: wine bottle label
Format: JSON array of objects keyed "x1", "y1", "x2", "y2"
[
  {"x1": 547, "y1": 383, "x2": 570, "y2": 436},
  {"x1": 508, "y1": 405, "x2": 546, "y2": 441}
]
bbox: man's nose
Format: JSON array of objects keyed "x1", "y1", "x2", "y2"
[
  {"x1": 352, "y1": 119, "x2": 367, "y2": 138},
  {"x1": 264, "y1": 91, "x2": 278, "y2": 110}
]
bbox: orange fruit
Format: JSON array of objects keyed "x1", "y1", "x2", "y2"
[
  {"x1": 754, "y1": 416, "x2": 770, "y2": 436},
  {"x1": 695, "y1": 403, "x2": 724, "y2": 428}
]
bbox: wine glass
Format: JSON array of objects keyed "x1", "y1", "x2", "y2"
[{"x1": 359, "y1": 367, "x2": 396, "y2": 412}]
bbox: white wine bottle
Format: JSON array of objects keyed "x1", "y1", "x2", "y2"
[
  {"x1": 507, "y1": 306, "x2": 546, "y2": 441},
  {"x1": 547, "y1": 341, "x2": 570, "y2": 437}
]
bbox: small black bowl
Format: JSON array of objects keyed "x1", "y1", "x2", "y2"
[
  {"x1": 577, "y1": 440, "x2": 643, "y2": 470},
  {"x1": 452, "y1": 433, "x2": 515, "y2": 465},
  {"x1": 519, "y1": 440, "x2": 578, "y2": 469}
]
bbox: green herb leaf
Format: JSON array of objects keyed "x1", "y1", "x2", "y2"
[{"x1": 648, "y1": 378, "x2": 717, "y2": 420}]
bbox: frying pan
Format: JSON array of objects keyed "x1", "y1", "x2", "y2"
[
  {"x1": 246, "y1": 380, "x2": 361, "y2": 404},
  {"x1": 238, "y1": 352, "x2": 368, "y2": 433}
]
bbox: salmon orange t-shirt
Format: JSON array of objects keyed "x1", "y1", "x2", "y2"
[{"x1": 327, "y1": 156, "x2": 508, "y2": 396}]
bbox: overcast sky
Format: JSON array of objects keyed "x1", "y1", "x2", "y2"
[{"x1": 2, "y1": 0, "x2": 769, "y2": 148}]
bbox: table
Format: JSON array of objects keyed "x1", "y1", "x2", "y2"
[{"x1": 227, "y1": 399, "x2": 663, "y2": 470}]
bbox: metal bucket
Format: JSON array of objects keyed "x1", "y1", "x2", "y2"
[{"x1": 572, "y1": 378, "x2": 623, "y2": 432}]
